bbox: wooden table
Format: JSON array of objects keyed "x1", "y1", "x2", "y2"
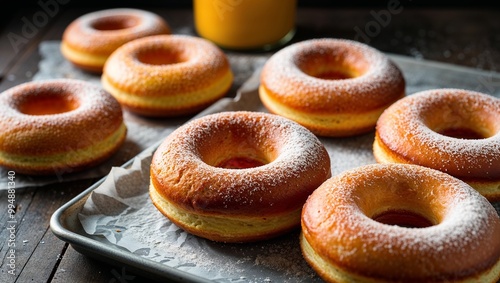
[{"x1": 0, "y1": 3, "x2": 499, "y2": 283}]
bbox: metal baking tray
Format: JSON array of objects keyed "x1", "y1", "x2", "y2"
[
  {"x1": 50, "y1": 55, "x2": 500, "y2": 282},
  {"x1": 49, "y1": 145, "x2": 214, "y2": 283}
]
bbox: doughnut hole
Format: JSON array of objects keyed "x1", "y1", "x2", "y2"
[
  {"x1": 136, "y1": 46, "x2": 188, "y2": 66},
  {"x1": 372, "y1": 209, "x2": 433, "y2": 228},
  {"x1": 17, "y1": 91, "x2": 80, "y2": 115},
  {"x1": 423, "y1": 99, "x2": 498, "y2": 139},
  {"x1": 196, "y1": 126, "x2": 279, "y2": 169},
  {"x1": 354, "y1": 177, "x2": 450, "y2": 229},
  {"x1": 90, "y1": 15, "x2": 140, "y2": 31},
  {"x1": 294, "y1": 46, "x2": 370, "y2": 80}
]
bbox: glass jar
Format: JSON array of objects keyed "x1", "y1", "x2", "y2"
[{"x1": 193, "y1": 0, "x2": 297, "y2": 51}]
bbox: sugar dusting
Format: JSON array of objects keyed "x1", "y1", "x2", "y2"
[
  {"x1": 65, "y1": 8, "x2": 171, "y2": 52},
  {"x1": 0, "y1": 79, "x2": 123, "y2": 154},
  {"x1": 80, "y1": 8, "x2": 169, "y2": 33},
  {"x1": 260, "y1": 38, "x2": 405, "y2": 111},
  {"x1": 103, "y1": 34, "x2": 231, "y2": 95},
  {"x1": 303, "y1": 164, "x2": 500, "y2": 278},
  {"x1": 376, "y1": 88, "x2": 500, "y2": 179},
  {"x1": 0, "y1": 78, "x2": 121, "y2": 122},
  {"x1": 177, "y1": 111, "x2": 325, "y2": 172},
  {"x1": 153, "y1": 111, "x2": 330, "y2": 213}
]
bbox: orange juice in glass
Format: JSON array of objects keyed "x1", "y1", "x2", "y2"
[{"x1": 193, "y1": 0, "x2": 297, "y2": 51}]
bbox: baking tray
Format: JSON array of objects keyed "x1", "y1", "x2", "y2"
[
  {"x1": 49, "y1": 150, "x2": 214, "y2": 283},
  {"x1": 50, "y1": 54, "x2": 500, "y2": 282}
]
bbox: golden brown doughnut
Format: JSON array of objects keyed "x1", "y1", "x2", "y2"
[
  {"x1": 301, "y1": 163, "x2": 500, "y2": 282},
  {"x1": 0, "y1": 79, "x2": 127, "y2": 175},
  {"x1": 374, "y1": 88, "x2": 500, "y2": 201},
  {"x1": 259, "y1": 38, "x2": 405, "y2": 137},
  {"x1": 61, "y1": 8, "x2": 171, "y2": 73},
  {"x1": 101, "y1": 34, "x2": 233, "y2": 117},
  {"x1": 149, "y1": 111, "x2": 331, "y2": 242}
]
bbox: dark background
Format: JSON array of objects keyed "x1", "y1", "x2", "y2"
[
  {"x1": 4, "y1": 0, "x2": 498, "y2": 11},
  {"x1": 2, "y1": 0, "x2": 496, "y2": 28},
  {"x1": 1, "y1": 0, "x2": 499, "y2": 73},
  {"x1": 3, "y1": 0, "x2": 496, "y2": 35},
  {"x1": 2, "y1": 0, "x2": 496, "y2": 25}
]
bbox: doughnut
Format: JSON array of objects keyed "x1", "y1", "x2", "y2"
[
  {"x1": 149, "y1": 111, "x2": 331, "y2": 242},
  {"x1": 373, "y1": 88, "x2": 500, "y2": 201},
  {"x1": 61, "y1": 8, "x2": 171, "y2": 73},
  {"x1": 300, "y1": 163, "x2": 500, "y2": 282},
  {"x1": 101, "y1": 34, "x2": 233, "y2": 117},
  {"x1": 0, "y1": 79, "x2": 127, "y2": 175},
  {"x1": 259, "y1": 38, "x2": 405, "y2": 137}
]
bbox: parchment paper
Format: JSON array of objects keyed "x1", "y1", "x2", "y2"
[{"x1": 77, "y1": 55, "x2": 500, "y2": 282}]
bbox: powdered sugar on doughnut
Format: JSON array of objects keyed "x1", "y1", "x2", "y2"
[
  {"x1": 302, "y1": 163, "x2": 500, "y2": 280},
  {"x1": 376, "y1": 88, "x2": 500, "y2": 179},
  {"x1": 151, "y1": 111, "x2": 331, "y2": 215},
  {"x1": 260, "y1": 38, "x2": 405, "y2": 112},
  {"x1": 105, "y1": 35, "x2": 230, "y2": 94},
  {"x1": 63, "y1": 8, "x2": 171, "y2": 52},
  {"x1": 0, "y1": 79, "x2": 124, "y2": 155}
]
